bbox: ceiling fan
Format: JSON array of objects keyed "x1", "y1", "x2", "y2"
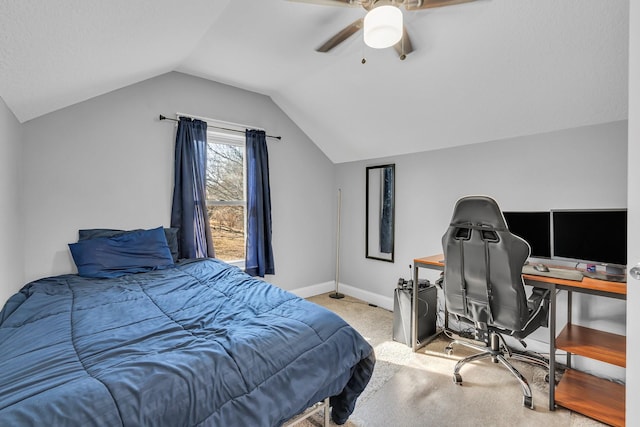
[{"x1": 289, "y1": 0, "x2": 478, "y2": 60}]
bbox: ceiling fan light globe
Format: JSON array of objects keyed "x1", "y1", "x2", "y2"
[{"x1": 363, "y1": 5, "x2": 403, "y2": 49}]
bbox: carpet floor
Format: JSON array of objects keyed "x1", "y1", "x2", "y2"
[{"x1": 297, "y1": 293, "x2": 607, "y2": 427}]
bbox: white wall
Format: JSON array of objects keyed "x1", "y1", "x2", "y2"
[
  {"x1": 336, "y1": 121, "x2": 628, "y2": 379},
  {"x1": 20, "y1": 72, "x2": 336, "y2": 292},
  {"x1": 626, "y1": 0, "x2": 639, "y2": 424},
  {"x1": 337, "y1": 121, "x2": 627, "y2": 299},
  {"x1": 0, "y1": 97, "x2": 24, "y2": 305}
]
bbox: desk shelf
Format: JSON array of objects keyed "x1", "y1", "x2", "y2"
[
  {"x1": 555, "y1": 369, "x2": 625, "y2": 427},
  {"x1": 555, "y1": 324, "x2": 626, "y2": 426},
  {"x1": 556, "y1": 324, "x2": 626, "y2": 367}
]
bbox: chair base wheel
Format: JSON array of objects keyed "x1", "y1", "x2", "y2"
[
  {"x1": 445, "y1": 346, "x2": 453, "y2": 355},
  {"x1": 523, "y1": 396, "x2": 534, "y2": 409},
  {"x1": 544, "y1": 373, "x2": 560, "y2": 385},
  {"x1": 453, "y1": 373, "x2": 462, "y2": 385}
]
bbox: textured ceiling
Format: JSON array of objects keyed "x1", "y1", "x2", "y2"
[
  {"x1": 0, "y1": 0, "x2": 629, "y2": 163},
  {"x1": 0, "y1": 0, "x2": 231, "y2": 123}
]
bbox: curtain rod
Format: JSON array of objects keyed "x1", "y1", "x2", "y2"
[{"x1": 159, "y1": 115, "x2": 282, "y2": 141}]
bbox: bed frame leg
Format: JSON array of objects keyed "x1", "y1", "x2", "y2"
[
  {"x1": 323, "y1": 397, "x2": 330, "y2": 426},
  {"x1": 282, "y1": 397, "x2": 331, "y2": 427}
]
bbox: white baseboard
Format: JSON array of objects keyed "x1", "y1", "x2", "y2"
[
  {"x1": 339, "y1": 283, "x2": 394, "y2": 311},
  {"x1": 290, "y1": 281, "x2": 394, "y2": 311},
  {"x1": 289, "y1": 281, "x2": 335, "y2": 299}
]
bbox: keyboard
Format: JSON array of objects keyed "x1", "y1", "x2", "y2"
[{"x1": 521, "y1": 265, "x2": 584, "y2": 281}]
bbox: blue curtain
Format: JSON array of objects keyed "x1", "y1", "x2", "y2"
[
  {"x1": 245, "y1": 130, "x2": 275, "y2": 277},
  {"x1": 170, "y1": 118, "x2": 214, "y2": 259},
  {"x1": 379, "y1": 166, "x2": 394, "y2": 254}
]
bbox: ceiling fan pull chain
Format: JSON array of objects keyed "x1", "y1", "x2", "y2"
[{"x1": 362, "y1": 41, "x2": 367, "y2": 64}]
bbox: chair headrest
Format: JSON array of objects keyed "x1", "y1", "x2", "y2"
[{"x1": 449, "y1": 196, "x2": 508, "y2": 230}]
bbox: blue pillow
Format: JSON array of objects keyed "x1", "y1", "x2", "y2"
[
  {"x1": 69, "y1": 227, "x2": 174, "y2": 278},
  {"x1": 78, "y1": 227, "x2": 180, "y2": 262}
]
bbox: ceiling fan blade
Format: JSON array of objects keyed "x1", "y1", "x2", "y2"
[
  {"x1": 404, "y1": 0, "x2": 477, "y2": 11},
  {"x1": 316, "y1": 18, "x2": 364, "y2": 52},
  {"x1": 287, "y1": 0, "x2": 363, "y2": 7},
  {"x1": 393, "y1": 27, "x2": 414, "y2": 59}
]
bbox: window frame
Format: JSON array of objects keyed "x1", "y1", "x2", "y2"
[{"x1": 206, "y1": 129, "x2": 247, "y2": 268}]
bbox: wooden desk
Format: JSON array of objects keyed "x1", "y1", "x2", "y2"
[{"x1": 413, "y1": 255, "x2": 626, "y2": 426}]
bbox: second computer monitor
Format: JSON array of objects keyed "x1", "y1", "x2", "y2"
[
  {"x1": 502, "y1": 211, "x2": 551, "y2": 259},
  {"x1": 551, "y1": 209, "x2": 627, "y2": 268}
]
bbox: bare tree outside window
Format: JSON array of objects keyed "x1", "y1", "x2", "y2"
[{"x1": 206, "y1": 136, "x2": 246, "y2": 262}]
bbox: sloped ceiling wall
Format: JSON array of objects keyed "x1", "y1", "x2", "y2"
[{"x1": 0, "y1": 0, "x2": 629, "y2": 163}]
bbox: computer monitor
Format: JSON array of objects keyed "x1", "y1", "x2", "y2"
[
  {"x1": 551, "y1": 209, "x2": 627, "y2": 271},
  {"x1": 502, "y1": 211, "x2": 551, "y2": 258}
]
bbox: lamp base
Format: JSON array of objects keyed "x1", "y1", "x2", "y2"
[{"x1": 329, "y1": 292, "x2": 345, "y2": 299}]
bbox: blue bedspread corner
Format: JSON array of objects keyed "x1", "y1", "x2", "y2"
[{"x1": 331, "y1": 346, "x2": 376, "y2": 424}]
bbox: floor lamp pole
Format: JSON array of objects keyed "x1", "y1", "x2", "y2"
[{"x1": 330, "y1": 188, "x2": 344, "y2": 299}]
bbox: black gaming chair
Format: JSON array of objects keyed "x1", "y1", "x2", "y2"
[{"x1": 441, "y1": 195, "x2": 550, "y2": 409}]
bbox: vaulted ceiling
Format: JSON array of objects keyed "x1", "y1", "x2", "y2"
[{"x1": 0, "y1": 0, "x2": 629, "y2": 163}]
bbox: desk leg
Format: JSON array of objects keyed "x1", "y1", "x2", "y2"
[
  {"x1": 412, "y1": 265, "x2": 419, "y2": 352},
  {"x1": 566, "y1": 291, "x2": 572, "y2": 369},
  {"x1": 549, "y1": 285, "x2": 556, "y2": 411}
]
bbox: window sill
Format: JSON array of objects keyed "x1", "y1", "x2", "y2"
[{"x1": 225, "y1": 259, "x2": 246, "y2": 270}]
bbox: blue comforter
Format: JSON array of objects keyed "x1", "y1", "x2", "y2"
[{"x1": 0, "y1": 259, "x2": 374, "y2": 426}]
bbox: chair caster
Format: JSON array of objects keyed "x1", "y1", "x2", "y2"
[
  {"x1": 445, "y1": 346, "x2": 453, "y2": 355},
  {"x1": 523, "y1": 395, "x2": 534, "y2": 409},
  {"x1": 544, "y1": 373, "x2": 559, "y2": 385},
  {"x1": 453, "y1": 373, "x2": 462, "y2": 385}
]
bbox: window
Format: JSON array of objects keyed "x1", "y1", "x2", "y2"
[{"x1": 206, "y1": 131, "x2": 246, "y2": 264}]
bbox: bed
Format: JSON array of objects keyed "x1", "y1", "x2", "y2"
[{"x1": 0, "y1": 254, "x2": 375, "y2": 426}]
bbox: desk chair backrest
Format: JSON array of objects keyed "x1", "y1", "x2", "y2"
[{"x1": 441, "y1": 196, "x2": 531, "y2": 332}]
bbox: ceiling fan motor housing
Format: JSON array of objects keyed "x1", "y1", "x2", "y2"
[{"x1": 364, "y1": 5, "x2": 403, "y2": 49}]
